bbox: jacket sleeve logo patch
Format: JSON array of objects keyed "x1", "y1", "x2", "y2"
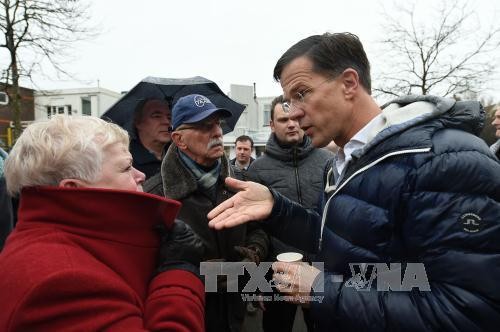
[{"x1": 459, "y1": 213, "x2": 483, "y2": 233}]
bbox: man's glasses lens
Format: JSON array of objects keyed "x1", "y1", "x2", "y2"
[
  {"x1": 282, "y1": 102, "x2": 291, "y2": 113},
  {"x1": 176, "y1": 118, "x2": 226, "y2": 131},
  {"x1": 202, "y1": 119, "x2": 224, "y2": 129}
]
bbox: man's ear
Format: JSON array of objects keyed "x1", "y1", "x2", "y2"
[
  {"x1": 59, "y1": 178, "x2": 87, "y2": 188},
  {"x1": 171, "y1": 131, "x2": 186, "y2": 150},
  {"x1": 341, "y1": 68, "x2": 359, "y2": 99},
  {"x1": 270, "y1": 120, "x2": 276, "y2": 133}
]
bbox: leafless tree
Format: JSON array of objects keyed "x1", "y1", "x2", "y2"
[
  {"x1": 373, "y1": 0, "x2": 500, "y2": 100},
  {"x1": 0, "y1": 0, "x2": 96, "y2": 138}
]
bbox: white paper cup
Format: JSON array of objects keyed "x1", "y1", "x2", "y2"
[{"x1": 276, "y1": 252, "x2": 303, "y2": 263}]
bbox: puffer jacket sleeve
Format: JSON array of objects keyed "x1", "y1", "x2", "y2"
[
  {"x1": 264, "y1": 189, "x2": 322, "y2": 254},
  {"x1": 310, "y1": 132, "x2": 500, "y2": 331}
]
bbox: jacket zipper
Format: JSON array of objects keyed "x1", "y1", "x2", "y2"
[
  {"x1": 293, "y1": 147, "x2": 303, "y2": 205},
  {"x1": 318, "y1": 147, "x2": 431, "y2": 251}
]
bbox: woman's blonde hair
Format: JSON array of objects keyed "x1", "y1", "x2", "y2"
[{"x1": 5, "y1": 115, "x2": 129, "y2": 196}]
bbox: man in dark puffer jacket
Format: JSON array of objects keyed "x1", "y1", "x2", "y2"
[{"x1": 208, "y1": 32, "x2": 500, "y2": 331}]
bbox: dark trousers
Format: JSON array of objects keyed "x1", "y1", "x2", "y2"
[
  {"x1": 261, "y1": 264, "x2": 314, "y2": 332},
  {"x1": 262, "y1": 300, "x2": 314, "y2": 332}
]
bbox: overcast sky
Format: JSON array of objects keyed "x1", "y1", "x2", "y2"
[{"x1": 28, "y1": 0, "x2": 500, "y2": 101}]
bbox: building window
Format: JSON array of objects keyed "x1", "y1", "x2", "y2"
[
  {"x1": 0, "y1": 92, "x2": 8, "y2": 105},
  {"x1": 263, "y1": 104, "x2": 271, "y2": 126},
  {"x1": 47, "y1": 106, "x2": 57, "y2": 118},
  {"x1": 81, "y1": 97, "x2": 91, "y2": 116},
  {"x1": 47, "y1": 105, "x2": 73, "y2": 118}
]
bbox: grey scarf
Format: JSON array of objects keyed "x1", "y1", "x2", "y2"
[{"x1": 179, "y1": 151, "x2": 221, "y2": 194}]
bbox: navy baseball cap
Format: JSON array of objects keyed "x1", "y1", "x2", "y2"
[{"x1": 172, "y1": 94, "x2": 232, "y2": 130}]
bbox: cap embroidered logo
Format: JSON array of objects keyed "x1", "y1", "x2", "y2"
[{"x1": 194, "y1": 95, "x2": 211, "y2": 107}]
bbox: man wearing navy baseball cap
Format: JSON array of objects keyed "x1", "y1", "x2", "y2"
[{"x1": 144, "y1": 94, "x2": 269, "y2": 332}]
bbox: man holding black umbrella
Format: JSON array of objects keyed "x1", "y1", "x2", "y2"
[
  {"x1": 102, "y1": 77, "x2": 246, "y2": 180},
  {"x1": 131, "y1": 98, "x2": 172, "y2": 179}
]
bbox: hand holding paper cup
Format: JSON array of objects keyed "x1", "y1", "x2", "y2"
[
  {"x1": 274, "y1": 252, "x2": 303, "y2": 292},
  {"x1": 272, "y1": 252, "x2": 320, "y2": 307}
]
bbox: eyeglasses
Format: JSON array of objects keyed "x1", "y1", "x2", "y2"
[
  {"x1": 176, "y1": 118, "x2": 225, "y2": 132},
  {"x1": 282, "y1": 78, "x2": 333, "y2": 113}
]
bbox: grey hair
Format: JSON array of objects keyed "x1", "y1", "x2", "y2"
[{"x1": 4, "y1": 115, "x2": 129, "y2": 196}]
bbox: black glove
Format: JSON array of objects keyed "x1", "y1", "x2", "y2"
[
  {"x1": 234, "y1": 245, "x2": 262, "y2": 264},
  {"x1": 156, "y1": 220, "x2": 205, "y2": 275}
]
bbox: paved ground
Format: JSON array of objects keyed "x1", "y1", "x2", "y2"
[{"x1": 242, "y1": 304, "x2": 307, "y2": 332}]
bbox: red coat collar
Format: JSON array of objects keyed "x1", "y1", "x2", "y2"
[{"x1": 17, "y1": 186, "x2": 181, "y2": 247}]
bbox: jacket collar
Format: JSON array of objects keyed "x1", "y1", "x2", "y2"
[
  {"x1": 17, "y1": 186, "x2": 181, "y2": 247},
  {"x1": 264, "y1": 134, "x2": 314, "y2": 162},
  {"x1": 129, "y1": 138, "x2": 159, "y2": 164},
  {"x1": 491, "y1": 139, "x2": 500, "y2": 156}
]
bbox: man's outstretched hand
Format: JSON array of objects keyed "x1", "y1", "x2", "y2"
[{"x1": 208, "y1": 177, "x2": 274, "y2": 229}]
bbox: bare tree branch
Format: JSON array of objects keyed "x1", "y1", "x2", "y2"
[
  {"x1": 0, "y1": 0, "x2": 98, "y2": 138},
  {"x1": 373, "y1": 0, "x2": 500, "y2": 100}
]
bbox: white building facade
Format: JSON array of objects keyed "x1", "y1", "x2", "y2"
[
  {"x1": 32, "y1": 84, "x2": 276, "y2": 159},
  {"x1": 225, "y1": 84, "x2": 276, "y2": 158},
  {"x1": 34, "y1": 87, "x2": 122, "y2": 120}
]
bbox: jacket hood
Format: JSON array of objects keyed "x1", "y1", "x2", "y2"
[
  {"x1": 491, "y1": 139, "x2": 500, "y2": 155},
  {"x1": 381, "y1": 94, "x2": 484, "y2": 135},
  {"x1": 265, "y1": 133, "x2": 315, "y2": 162},
  {"x1": 357, "y1": 95, "x2": 484, "y2": 157}
]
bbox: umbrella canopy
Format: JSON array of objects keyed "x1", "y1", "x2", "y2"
[{"x1": 101, "y1": 76, "x2": 246, "y2": 135}]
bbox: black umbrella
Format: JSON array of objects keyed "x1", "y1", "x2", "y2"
[{"x1": 101, "y1": 76, "x2": 246, "y2": 134}]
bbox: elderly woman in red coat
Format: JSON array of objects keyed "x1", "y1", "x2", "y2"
[{"x1": 0, "y1": 115, "x2": 205, "y2": 332}]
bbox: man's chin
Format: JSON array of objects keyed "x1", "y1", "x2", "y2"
[
  {"x1": 312, "y1": 136, "x2": 330, "y2": 148},
  {"x1": 157, "y1": 134, "x2": 171, "y2": 143},
  {"x1": 285, "y1": 136, "x2": 301, "y2": 145}
]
